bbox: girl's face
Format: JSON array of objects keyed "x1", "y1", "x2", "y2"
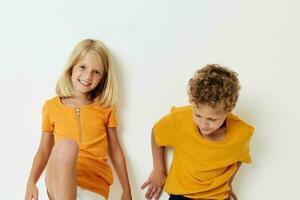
[
  {"x1": 192, "y1": 102, "x2": 228, "y2": 135},
  {"x1": 71, "y1": 51, "x2": 105, "y2": 98}
]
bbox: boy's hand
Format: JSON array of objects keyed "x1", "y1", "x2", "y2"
[
  {"x1": 25, "y1": 183, "x2": 39, "y2": 200},
  {"x1": 141, "y1": 170, "x2": 166, "y2": 200},
  {"x1": 228, "y1": 184, "x2": 238, "y2": 200}
]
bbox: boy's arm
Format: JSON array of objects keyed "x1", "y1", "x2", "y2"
[
  {"x1": 228, "y1": 161, "x2": 242, "y2": 200},
  {"x1": 229, "y1": 161, "x2": 242, "y2": 185},
  {"x1": 141, "y1": 129, "x2": 167, "y2": 200},
  {"x1": 25, "y1": 132, "x2": 54, "y2": 200},
  {"x1": 151, "y1": 129, "x2": 166, "y2": 173},
  {"x1": 107, "y1": 127, "x2": 132, "y2": 200}
]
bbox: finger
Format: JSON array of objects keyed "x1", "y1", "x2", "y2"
[
  {"x1": 25, "y1": 193, "x2": 32, "y2": 200},
  {"x1": 141, "y1": 179, "x2": 151, "y2": 189},
  {"x1": 145, "y1": 185, "x2": 153, "y2": 199},
  {"x1": 33, "y1": 191, "x2": 39, "y2": 200},
  {"x1": 230, "y1": 191, "x2": 237, "y2": 199},
  {"x1": 154, "y1": 187, "x2": 162, "y2": 200},
  {"x1": 233, "y1": 194, "x2": 238, "y2": 200},
  {"x1": 148, "y1": 187, "x2": 158, "y2": 200}
]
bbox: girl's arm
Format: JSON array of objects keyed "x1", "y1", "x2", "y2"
[
  {"x1": 25, "y1": 132, "x2": 54, "y2": 199},
  {"x1": 107, "y1": 127, "x2": 132, "y2": 200}
]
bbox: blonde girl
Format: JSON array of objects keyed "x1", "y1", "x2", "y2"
[{"x1": 25, "y1": 39, "x2": 132, "y2": 200}]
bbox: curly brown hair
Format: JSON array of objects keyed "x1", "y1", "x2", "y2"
[{"x1": 188, "y1": 64, "x2": 241, "y2": 111}]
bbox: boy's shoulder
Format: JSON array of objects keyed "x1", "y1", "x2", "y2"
[
  {"x1": 227, "y1": 113, "x2": 255, "y2": 136},
  {"x1": 166, "y1": 105, "x2": 193, "y2": 123},
  {"x1": 169, "y1": 105, "x2": 192, "y2": 115}
]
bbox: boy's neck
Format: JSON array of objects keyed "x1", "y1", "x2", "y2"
[{"x1": 199, "y1": 122, "x2": 227, "y2": 141}]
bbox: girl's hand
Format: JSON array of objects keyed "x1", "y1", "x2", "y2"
[
  {"x1": 121, "y1": 190, "x2": 132, "y2": 200},
  {"x1": 141, "y1": 170, "x2": 167, "y2": 200},
  {"x1": 25, "y1": 183, "x2": 39, "y2": 200}
]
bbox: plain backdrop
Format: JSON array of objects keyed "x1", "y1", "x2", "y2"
[{"x1": 1, "y1": 0, "x2": 300, "y2": 199}]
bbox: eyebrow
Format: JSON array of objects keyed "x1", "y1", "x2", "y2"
[
  {"x1": 79, "y1": 63, "x2": 103, "y2": 72},
  {"x1": 208, "y1": 118, "x2": 217, "y2": 120},
  {"x1": 195, "y1": 114, "x2": 217, "y2": 120}
]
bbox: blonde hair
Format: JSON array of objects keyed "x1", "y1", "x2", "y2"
[
  {"x1": 56, "y1": 39, "x2": 117, "y2": 107},
  {"x1": 188, "y1": 64, "x2": 240, "y2": 111}
]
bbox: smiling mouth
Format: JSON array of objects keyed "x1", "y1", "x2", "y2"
[{"x1": 79, "y1": 79, "x2": 92, "y2": 86}]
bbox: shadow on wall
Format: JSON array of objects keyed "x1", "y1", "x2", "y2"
[{"x1": 108, "y1": 52, "x2": 140, "y2": 198}]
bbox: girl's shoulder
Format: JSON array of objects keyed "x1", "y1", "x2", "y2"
[
  {"x1": 45, "y1": 96, "x2": 59, "y2": 104},
  {"x1": 94, "y1": 103, "x2": 116, "y2": 113},
  {"x1": 43, "y1": 96, "x2": 60, "y2": 108}
]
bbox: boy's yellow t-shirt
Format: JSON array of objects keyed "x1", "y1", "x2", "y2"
[
  {"x1": 42, "y1": 96, "x2": 117, "y2": 199},
  {"x1": 153, "y1": 105, "x2": 254, "y2": 200}
]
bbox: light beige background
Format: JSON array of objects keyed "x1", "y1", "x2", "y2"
[{"x1": 0, "y1": 0, "x2": 299, "y2": 199}]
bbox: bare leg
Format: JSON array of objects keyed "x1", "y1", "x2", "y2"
[{"x1": 45, "y1": 139, "x2": 79, "y2": 200}]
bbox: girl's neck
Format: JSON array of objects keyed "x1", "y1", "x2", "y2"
[{"x1": 61, "y1": 96, "x2": 95, "y2": 107}]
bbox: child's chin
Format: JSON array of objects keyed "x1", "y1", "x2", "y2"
[{"x1": 201, "y1": 130, "x2": 212, "y2": 135}]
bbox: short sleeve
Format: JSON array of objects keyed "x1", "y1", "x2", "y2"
[
  {"x1": 42, "y1": 101, "x2": 54, "y2": 132},
  {"x1": 107, "y1": 106, "x2": 117, "y2": 127},
  {"x1": 153, "y1": 113, "x2": 175, "y2": 147},
  {"x1": 240, "y1": 141, "x2": 251, "y2": 163},
  {"x1": 239, "y1": 126, "x2": 254, "y2": 164}
]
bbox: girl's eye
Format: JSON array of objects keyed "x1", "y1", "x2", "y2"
[
  {"x1": 94, "y1": 71, "x2": 101, "y2": 75},
  {"x1": 79, "y1": 65, "x2": 86, "y2": 70}
]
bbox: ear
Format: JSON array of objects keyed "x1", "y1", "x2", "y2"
[{"x1": 226, "y1": 108, "x2": 233, "y2": 113}]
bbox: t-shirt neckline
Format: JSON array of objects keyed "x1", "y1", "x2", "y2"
[
  {"x1": 193, "y1": 116, "x2": 231, "y2": 145},
  {"x1": 56, "y1": 96, "x2": 99, "y2": 109}
]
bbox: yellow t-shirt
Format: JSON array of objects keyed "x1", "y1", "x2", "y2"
[
  {"x1": 42, "y1": 96, "x2": 117, "y2": 199},
  {"x1": 153, "y1": 105, "x2": 254, "y2": 200}
]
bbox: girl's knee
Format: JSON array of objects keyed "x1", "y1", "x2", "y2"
[
  {"x1": 53, "y1": 139, "x2": 79, "y2": 163},
  {"x1": 57, "y1": 139, "x2": 78, "y2": 150}
]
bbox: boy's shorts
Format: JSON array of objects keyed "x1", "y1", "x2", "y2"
[
  {"x1": 169, "y1": 195, "x2": 193, "y2": 200},
  {"x1": 169, "y1": 194, "x2": 230, "y2": 200},
  {"x1": 47, "y1": 186, "x2": 105, "y2": 200}
]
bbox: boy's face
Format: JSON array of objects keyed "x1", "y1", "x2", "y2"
[{"x1": 191, "y1": 102, "x2": 229, "y2": 135}]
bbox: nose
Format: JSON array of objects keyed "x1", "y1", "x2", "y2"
[
  {"x1": 83, "y1": 71, "x2": 93, "y2": 81},
  {"x1": 200, "y1": 120, "x2": 209, "y2": 129}
]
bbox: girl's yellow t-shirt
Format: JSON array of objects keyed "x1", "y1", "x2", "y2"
[
  {"x1": 153, "y1": 105, "x2": 254, "y2": 200},
  {"x1": 42, "y1": 96, "x2": 117, "y2": 199}
]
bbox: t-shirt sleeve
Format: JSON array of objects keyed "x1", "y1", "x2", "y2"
[
  {"x1": 107, "y1": 106, "x2": 117, "y2": 128},
  {"x1": 240, "y1": 127, "x2": 254, "y2": 164},
  {"x1": 153, "y1": 113, "x2": 175, "y2": 147},
  {"x1": 240, "y1": 141, "x2": 251, "y2": 163},
  {"x1": 42, "y1": 101, "x2": 54, "y2": 132}
]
